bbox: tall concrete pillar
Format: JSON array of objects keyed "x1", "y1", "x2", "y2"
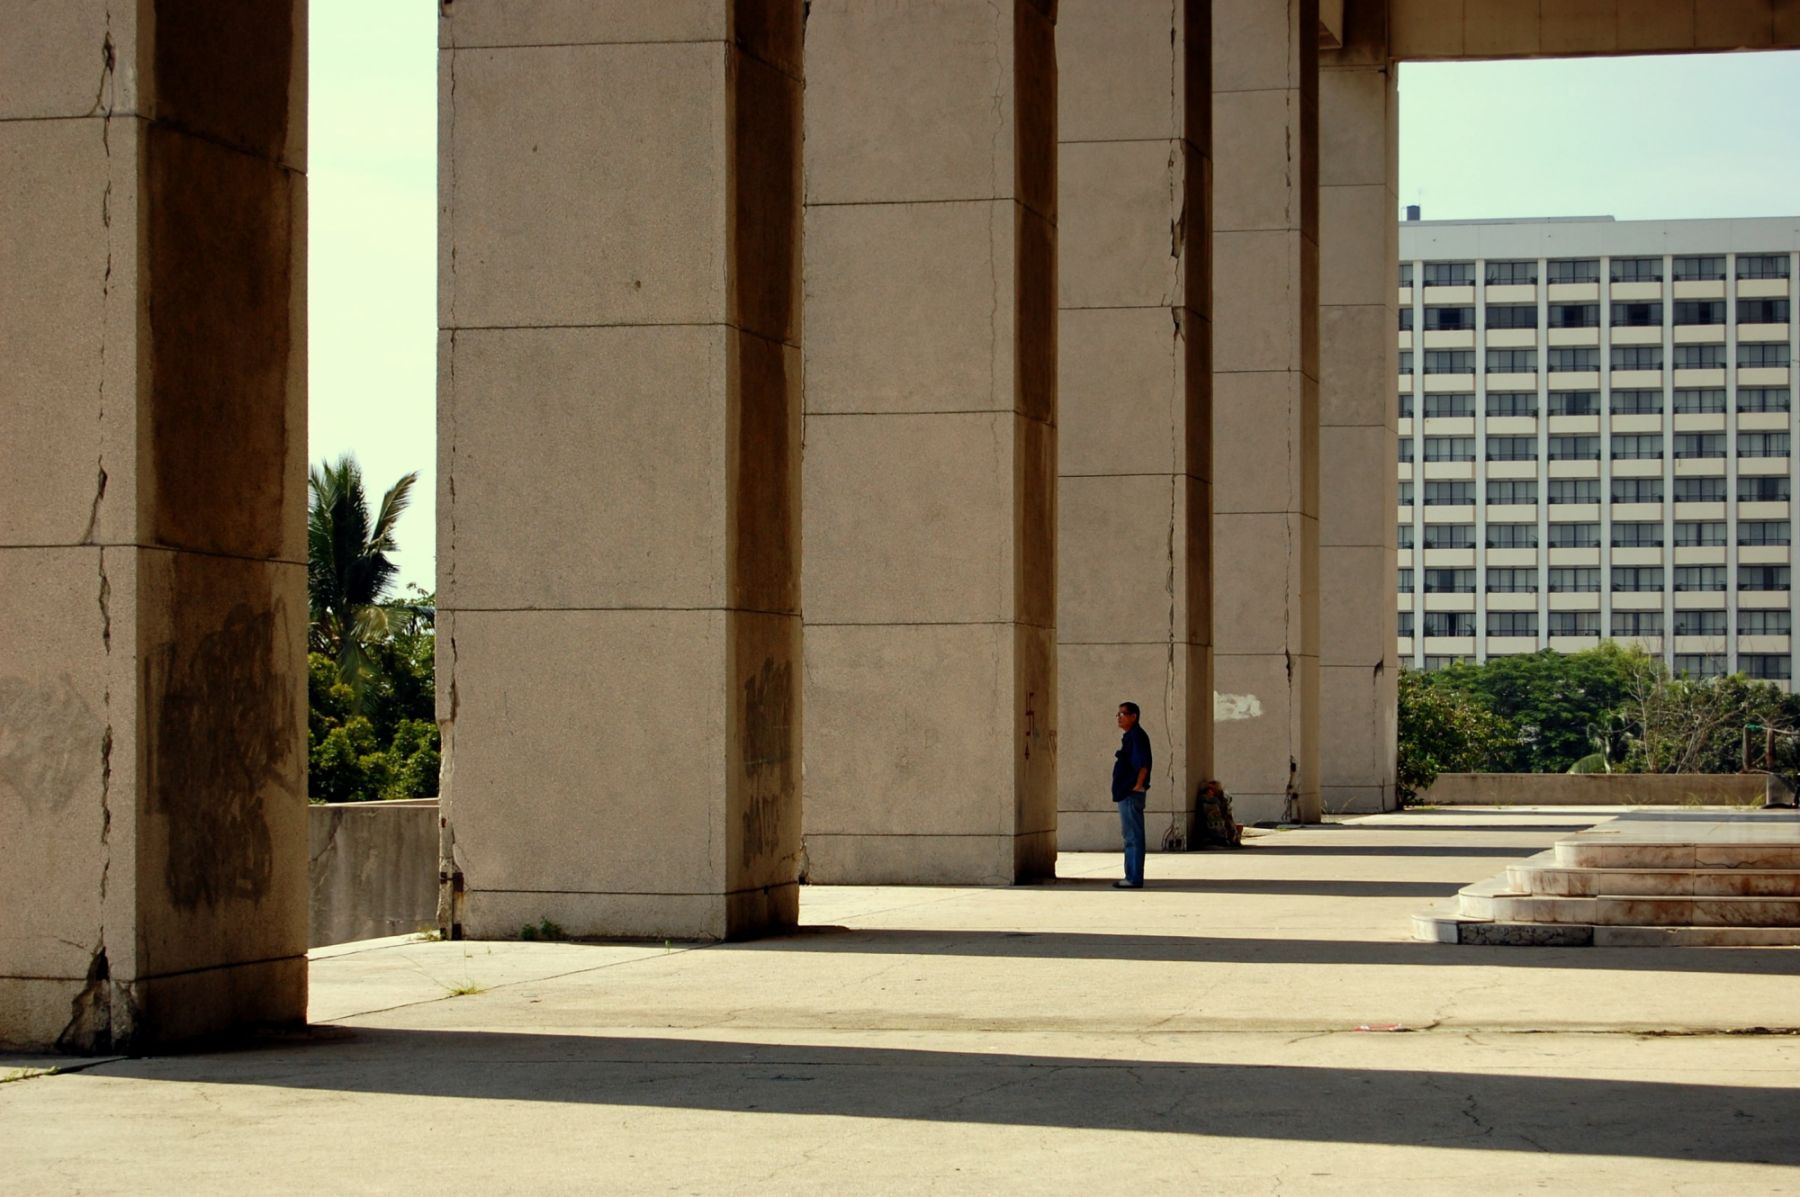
[
  {"x1": 0, "y1": 2, "x2": 308, "y2": 1050},
  {"x1": 801, "y1": 1, "x2": 1057, "y2": 884},
  {"x1": 437, "y1": 2, "x2": 804, "y2": 939},
  {"x1": 1211, "y1": 0, "x2": 1321, "y2": 824},
  {"x1": 1319, "y1": 11, "x2": 1399, "y2": 814},
  {"x1": 1055, "y1": 1, "x2": 1211, "y2": 850}
]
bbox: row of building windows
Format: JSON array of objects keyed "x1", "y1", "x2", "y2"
[
  {"x1": 1402, "y1": 388, "x2": 1793, "y2": 418},
  {"x1": 1402, "y1": 299, "x2": 1790, "y2": 330},
  {"x1": 1403, "y1": 608, "x2": 1793, "y2": 647},
  {"x1": 1402, "y1": 477, "x2": 1793, "y2": 505},
  {"x1": 1413, "y1": 650, "x2": 1792, "y2": 679},
  {"x1": 1400, "y1": 345, "x2": 1793, "y2": 373},
  {"x1": 1400, "y1": 432, "x2": 1793, "y2": 462},
  {"x1": 1401, "y1": 255, "x2": 1793, "y2": 288},
  {"x1": 1400, "y1": 521, "x2": 1793, "y2": 550},
  {"x1": 1399, "y1": 566, "x2": 1793, "y2": 593}
]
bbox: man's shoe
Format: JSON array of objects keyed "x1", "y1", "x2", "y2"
[{"x1": 1112, "y1": 879, "x2": 1143, "y2": 889}]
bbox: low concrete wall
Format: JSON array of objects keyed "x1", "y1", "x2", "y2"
[
  {"x1": 309, "y1": 799, "x2": 439, "y2": 948},
  {"x1": 1422, "y1": 773, "x2": 1768, "y2": 807}
]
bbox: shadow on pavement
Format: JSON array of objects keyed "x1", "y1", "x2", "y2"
[
  {"x1": 80, "y1": 1029, "x2": 1800, "y2": 1166},
  {"x1": 1045, "y1": 877, "x2": 1467, "y2": 898}
]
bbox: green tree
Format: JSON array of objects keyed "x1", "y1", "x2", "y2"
[
  {"x1": 307, "y1": 455, "x2": 419, "y2": 704},
  {"x1": 1396, "y1": 669, "x2": 1512, "y2": 803},
  {"x1": 1430, "y1": 644, "x2": 1644, "y2": 772}
]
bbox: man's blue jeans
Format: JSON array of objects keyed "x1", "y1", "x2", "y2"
[{"x1": 1117, "y1": 793, "x2": 1146, "y2": 885}]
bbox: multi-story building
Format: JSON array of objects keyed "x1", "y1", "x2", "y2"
[{"x1": 1397, "y1": 217, "x2": 1800, "y2": 688}]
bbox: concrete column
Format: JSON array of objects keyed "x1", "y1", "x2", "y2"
[
  {"x1": 1211, "y1": 0, "x2": 1321, "y2": 824},
  {"x1": 437, "y1": 3, "x2": 804, "y2": 940},
  {"x1": 0, "y1": 1, "x2": 308, "y2": 1050},
  {"x1": 1318, "y1": 9, "x2": 1399, "y2": 813},
  {"x1": 801, "y1": 1, "x2": 1057, "y2": 884},
  {"x1": 1055, "y1": 1, "x2": 1211, "y2": 850}
]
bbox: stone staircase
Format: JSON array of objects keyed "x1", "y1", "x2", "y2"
[{"x1": 1414, "y1": 812, "x2": 1800, "y2": 947}]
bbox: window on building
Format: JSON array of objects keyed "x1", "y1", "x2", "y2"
[
  {"x1": 1487, "y1": 568, "x2": 1538, "y2": 593},
  {"x1": 1423, "y1": 436, "x2": 1475, "y2": 462},
  {"x1": 1737, "y1": 254, "x2": 1791, "y2": 280},
  {"x1": 1547, "y1": 259, "x2": 1601, "y2": 284},
  {"x1": 1398, "y1": 568, "x2": 1415, "y2": 591},
  {"x1": 1486, "y1": 348, "x2": 1537, "y2": 373},
  {"x1": 1548, "y1": 567, "x2": 1601, "y2": 592},
  {"x1": 1674, "y1": 566, "x2": 1728, "y2": 592},
  {"x1": 1547, "y1": 522, "x2": 1601, "y2": 548},
  {"x1": 1611, "y1": 257, "x2": 1663, "y2": 282},
  {"x1": 1675, "y1": 654, "x2": 1729, "y2": 677},
  {"x1": 1612, "y1": 611, "x2": 1663, "y2": 637},
  {"x1": 1423, "y1": 655, "x2": 1471, "y2": 671},
  {"x1": 1673, "y1": 345, "x2": 1728, "y2": 370},
  {"x1": 1398, "y1": 438, "x2": 1414, "y2": 463},
  {"x1": 1673, "y1": 299, "x2": 1726, "y2": 326},
  {"x1": 1486, "y1": 391, "x2": 1536, "y2": 417},
  {"x1": 1611, "y1": 434, "x2": 1663, "y2": 461},
  {"x1": 1548, "y1": 479, "x2": 1600, "y2": 505},
  {"x1": 1675, "y1": 610, "x2": 1728, "y2": 636},
  {"x1": 1740, "y1": 610, "x2": 1792, "y2": 637},
  {"x1": 1611, "y1": 301, "x2": 1662, "y2": 327},
  {"x1": 1486, "y1": 435, "x2": 1536, "y2": 461},
  {"x1": 1549, "y1": 611, "x2": 1600, "y2": 637},
  {"x1": 1487, "y1": 523, "x2": 1538, "y2": 549},
  {"x1": 1425, "y1": 350, "x2": 1475, "y2": 374},
  {"x1": 1673, "y1": 387, "x2": 1726, "y2": 413},
  {"x1": 1487, "y1": 480, "x2": 1537, "y2": 505},
  {"x1": 1546, "y1": 347, "x2": 1598, "y2": 372},
  {"x1": 1673, "y1": 432, "x2": 1726, "y2": 458},
  {"x1": 1423, "y1": 392, "x2": 1475, "y2": 418},
  {"x1": 1674, "y1": 521, "x2": 1726, "y2": 547},
  {"x1": 1399, "y1": 481, "x2": 1415, "y2": 506},
  {"x1": 1487, "y1": 612, "x2": 1538, "y2": 637},
  {"x1": 1423, "y1": 524, "x2": 1476, "y2": 550},
  {"x1": 1422, "y1": 569, "x2": 1475, "y2": 594},
  {"x1": 1740, "y1": 521, "x2": 1792, "y2": 546},
  {"x1": 1611, "y1": 345, "x2": 1663, "y2": 371},
  {"x1": 1676, "y1": 477, "x2": 1729, "y2": 503},
  {"x1": 1612, "y1": 566, "x2": 1665, "y2": 592},
  {"x1": 1611, "y1": 477, "x2": 1663, "y2": 503},
  {"x1": 1673, "y1": 255, "x2": 1725, "y2": 282},
  {"x1": 1398, "y1": 611, "x2": 1414, "y2": 637},
  {"x1": 1738, "y1": 343, "x2": 1792, "y2": 369},
  {"x1": 1547, "y1": 303, "x2": 1599, "y2": 329},
  {"x1": 1400, "y1": 393, "x2": 1414, "y2": 418},
  {"x1": 1548, "y1": 390, "x2": 1599, "y2": 416},
  {"x1": 1397, "y1": 524, "x2": 1414, "y2": 548},
  {"x1": 1398, "y1": 308, "x2": 1414, "y2": 331},
  {"x1": 1735, "y1": 568, "x2": 1792, "y2": 590},
  {"x1": 1423, "y1": 261, "x2": 1476, "y2": 286},
  {"x1": 1399, "y1": 350, "x2": 1414, "y2": 375},
  {"x1": 1485, "y1": 303, "x2": 1537, "y2": 329},
  {"x1": 1486, "y1": 260, "x2": 1537, "y2": 285},
  {"x1": 1612, "y1": 522, "x2": 1664, "y2": 548},
  {"x1": 1611, "y1": 389, "x2": 1663, "y2": 415},
  {"x1": 1547, "y1": 435, "x2": 1599, "y2": 461},
  {"x1": 1740, "y1": 475, "x2": 1792, "y2": 503},
  {"x1": 1424, "y1": 305, "x2": 1475, "y2": 331},
  {"x1": 1399, "y1": 263, "x2": 1414, "y2": 287},
  {"x1": 1737, "y1": 298, "x2": 1790, "y2": 324},
  {"x1": 1738, "y1": 432, "x2": 1791, "y2": 458},
  {"x1": 1423, "y1": 612, "x2": 1475, "y2": 638},
  {"x1": 1742, "y1": 655, "x2": 1792, "y2": 681},
  {"x1": 1739, "y1": 388, "x2": 1791, "y2": 413}
]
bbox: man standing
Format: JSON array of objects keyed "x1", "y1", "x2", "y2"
[{"x1": 1112, "y1": 702, "x2": 1152, "y2": 888}]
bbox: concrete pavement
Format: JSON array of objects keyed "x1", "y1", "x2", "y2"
[{"x1": 5, "y1": 808, "x2": 1798, "y2": 1194}]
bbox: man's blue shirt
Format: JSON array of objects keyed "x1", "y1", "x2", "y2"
[{"x1": 1113, "y1": 723, "x2": 1152, "y2": 800}]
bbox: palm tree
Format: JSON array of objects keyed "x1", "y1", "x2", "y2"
[{"x1": 307, "y1": 455, "x2": 418, "y2": 703}]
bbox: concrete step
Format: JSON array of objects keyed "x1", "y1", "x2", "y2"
[
  {"x1": 1593, "y1": 895, "x2": 1800, "y2": 928},
  {"x1": 1412, "y1": 912, "x2": 1800, "y2": 947},
  {"x1": 1507, "y1": 862, "x2": 1800, "y2": 898},
  {"x1": 1555, "y1": 840, "x2": 1800, "y2": 871},
  {"x1": 1486, "y1": 894, "x2": 1599, "y2": 924}
]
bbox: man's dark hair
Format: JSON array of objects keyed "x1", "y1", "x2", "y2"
[{"x1": 1119, "y1": 701, "x2": 1140, "y2": 717}]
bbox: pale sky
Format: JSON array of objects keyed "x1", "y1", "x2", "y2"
[{"x1": 306, "y1": 5, "x2": 1800, "y2": 593}]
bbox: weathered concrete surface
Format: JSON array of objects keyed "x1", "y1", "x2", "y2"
[
  {"x1": 436, "y1": 1, "x2": 804, "y2": 939},
  {"x1": 308, "y1": 801, "x2": 439, "y2": 949},
  {"x1": 1390, "y1": 0, "x2": 1800, "y2": 61},
  {"x1": 5, "y1": 809, "x2": 1798, "y2": 1193},
  {"x1": 0, "y1": 0, "x2": 308, "y2": 1052},
  {"x1": 1424, "y1": 772, "x2": 1771, "y2": 807}
]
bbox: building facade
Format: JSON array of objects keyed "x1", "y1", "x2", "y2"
[{"x1": 1397, "y1": 217, "x2": 1800, "y2": 686}]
